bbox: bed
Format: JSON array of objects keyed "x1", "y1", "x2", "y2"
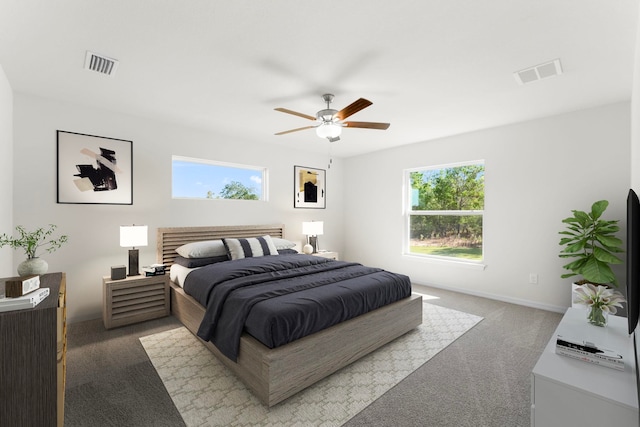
[{"x1": 157, "y1": 224, "x2": 423, "y2": 406}]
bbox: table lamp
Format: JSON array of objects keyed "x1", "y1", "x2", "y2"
[{"x1": 120, "y1": 225, "x2": 148, "y2": 276}]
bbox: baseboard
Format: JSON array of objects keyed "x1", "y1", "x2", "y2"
[{"x1": 412, "y1": 281, "x2": 567, "y2": 314}]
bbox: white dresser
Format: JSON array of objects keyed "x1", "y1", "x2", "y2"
[{"x1": 531, "y1": 308, "x2": 638, "y2": 426}]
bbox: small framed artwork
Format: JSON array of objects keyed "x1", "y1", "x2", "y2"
[
  {"x1": 57, "y1": 130, "x2": 133, "y2": 205},
  {"x1": 294, "y1": 165, "x2": 325, "y2": 209}
]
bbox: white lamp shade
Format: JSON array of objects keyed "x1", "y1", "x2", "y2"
[
  {"x1": 316, "y1": 123, "x2": 342, "y2": 139},
  {"x1": 120, "y1": 225, "x2": 148, "y2": 248},
  {"x1": 302, "y1": 221, "x2": 324, "y2": 236}
]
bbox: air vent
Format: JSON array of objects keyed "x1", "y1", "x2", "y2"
[
  {"x1": 514, "y1": 59, "x2": 563, "y2": 85},
  {"x1": 84, "y1": 51, "x2": 119, "y2": 77}
]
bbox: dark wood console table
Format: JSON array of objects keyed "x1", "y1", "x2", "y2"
[{"x1": 0, "y1": 272, "x2": 66, "y2": 426}]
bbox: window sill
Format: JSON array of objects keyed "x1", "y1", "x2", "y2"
[{"x1": 402, "y1": 253, "x2": 487, "y2": 271}]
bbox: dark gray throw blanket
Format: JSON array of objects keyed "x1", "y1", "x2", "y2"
[{"x1": 183, "y1": 254, "x2": 411, "y2": 362}]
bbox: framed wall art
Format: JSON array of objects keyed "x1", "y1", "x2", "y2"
[
  {"x1": 57, "y1": 130, "x2": 133, "y2": 205},
  {"x1": 294, "y1": 165, "x2": 325, "y2": 209}
]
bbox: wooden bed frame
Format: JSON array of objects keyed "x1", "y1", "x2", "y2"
[{"x1": 157, "y1": 224, "x2": 423, "y2": 407}]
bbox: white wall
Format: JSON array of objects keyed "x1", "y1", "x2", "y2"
[
  {"x1": 343, "y1": 102, "x2": 631, "y2": 312},
  {"x1": 0, "y1": 65, "x2": 13, "y2": 277},
  {"x1": 12, "y1": 93, "x2": 344, "y2": 322},
  {"x1": 9, "y1": 95, "x2": 633, "y2": 319}
]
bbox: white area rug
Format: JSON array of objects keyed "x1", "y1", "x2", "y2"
[{"x1": 140, "y1": 302, "x2": 482, "y2": 426}]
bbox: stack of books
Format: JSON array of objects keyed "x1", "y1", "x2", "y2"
[
  {"x1": 0, "y1": 275, "x2": 50, "y2": 312},
  {"x1": 141, "y1": 264, "x2": 167, "y2": 277},
  {"x1": 555, "y1": 335, "x2": 624, "y2": 371}
]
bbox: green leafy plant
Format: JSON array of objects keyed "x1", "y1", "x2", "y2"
[
  {"x1": 559, "y1": 200, "x2": 623, "y2": 287},
  {"x1": 0, "y1": 224, "x2": 68, "y2": 259}
]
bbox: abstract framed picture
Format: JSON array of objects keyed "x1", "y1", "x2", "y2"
[
  {"x1": 294, "y1": 165, "x2": 325, "y2": 209},
  {"x1": 57, "y1": 130, "x2": 133, "y2": 205}
]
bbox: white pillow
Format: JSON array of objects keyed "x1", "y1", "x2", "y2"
[
  {"x1": 271, "y1": 237, "x2": 296, "y2": 250},
  {"x1": 175, "y1": 239, "x2": 228, "y2": 258},
  {"x1": 223, "y1": 235, "x2": 279, "y2": 260}
]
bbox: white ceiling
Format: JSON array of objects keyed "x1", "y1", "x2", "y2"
[{"x1": 0, "y1": 0, "x2": 638, "y2": 157}]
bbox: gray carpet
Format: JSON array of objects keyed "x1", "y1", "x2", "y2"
[
  {"x1": 65, "y1": 316, "x2": 185, "y2": 427},
  {"x1": 64, "y1": 285, "x2": 562, "y2": 427},
  {"x1": 140, "y1": 303, "x2": 481, "y2": 426}
]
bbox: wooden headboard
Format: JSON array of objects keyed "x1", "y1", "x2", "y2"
[{"x1": 156, "y1": 224, "x2": 285, "y2": 266}]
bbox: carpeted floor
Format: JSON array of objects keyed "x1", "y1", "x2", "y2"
[
  {"x1": 139, "y1": 303, "x2": 482, "y2": 426},
  {"x1": 64, "y1": 285, "x2": 562, "y2": 427},
  {"x1": 64, "y1": 315, "x2": 185, "y2": 426}
]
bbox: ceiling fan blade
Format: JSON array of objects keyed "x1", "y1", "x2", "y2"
[
  {"x1": 275, "y1": 125, "x2": 316, "y2": 135},
  {"x1": 335, "y1": 98, "x2": 373, "y2": 120},
  {"x1": 274, "y1": 108, "x2": 316, "y2": 121},
  {"x1": 344, "y1": 121, "x2": 390, "y2": 130}
]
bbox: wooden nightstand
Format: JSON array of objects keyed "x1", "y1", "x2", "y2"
[
  {"x1": 312, "y1": 251, "x2": 339, "y2": 260},
  {"x1": 102, "y1": 274, "x2": 170, "y2": 329}
]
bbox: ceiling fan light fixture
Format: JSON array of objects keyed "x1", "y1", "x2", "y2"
[{"x1": 316, "y1": 122, "x2": 342, "y2": 139}]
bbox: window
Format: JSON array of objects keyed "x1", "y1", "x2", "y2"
[
  {"x1": 405, "y1": 161, "x2": 484, "y2": 262},
  {"x1": 172, "y1": 156, "x2": 267, "y2": 201}
]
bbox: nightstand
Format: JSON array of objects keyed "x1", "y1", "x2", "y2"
[
  {"x1": 102, "y1": 274, "x2": 170, "y2": 329},
  {"x1": 312, "y1": 251, "x2": 339, "y2": 260}
]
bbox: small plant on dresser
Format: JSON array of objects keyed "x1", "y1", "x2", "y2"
[{"x1": 0, "y1": 224, "x2": 69, "y2": 276}]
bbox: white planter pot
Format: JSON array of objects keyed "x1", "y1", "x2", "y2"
[{"x1": 17, "y1": 257, "x2": 48, "y2": 276}]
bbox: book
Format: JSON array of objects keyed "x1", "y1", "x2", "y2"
[
  {"x1": 0, "y1": 287, "x2": 50, "y2": 312},
  {"x1": 0, "y1": 287, "x2": 50, "y2": 305},
  {"x1": 142, "y1": 264, "x2": 167, "y2": 276},
  {"x1": 144, "y1": 271, "x2": 166, "y2": 277},
  {"x1": 4, "y1": 275, "x2": 40, "y2": 297},
  {"x1": 555, "y1": 335, "x2": 624, "y2": 371}
]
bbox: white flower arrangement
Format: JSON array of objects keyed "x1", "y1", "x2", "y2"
[{"x1": 573, "y1": 283, "x2": 626, "y2": 314}]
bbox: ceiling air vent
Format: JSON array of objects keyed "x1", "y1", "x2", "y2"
[
  {"x1": 514, "y1": 59, "x2": 562, "y2": 85},
  {"x1": 84, "y1": 51, "x2": 119, "y2": 77}
]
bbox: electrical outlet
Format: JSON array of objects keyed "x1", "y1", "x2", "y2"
[{"x1": 529, "y1": 273, "x2": 538, "y2": 284}]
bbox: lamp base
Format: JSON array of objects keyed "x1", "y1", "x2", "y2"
[
  {"x1": 128, "y1": 249, "x2": 140, "y2": 276},
  {"x1": 309, "y1": 236, "x2": 319, "y2": 253}
]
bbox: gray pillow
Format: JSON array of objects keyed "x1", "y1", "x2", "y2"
[
  {"x1": 271, "y1": 238, "x2": 296, "y2": 250},
  {"x1": 173, "y1": 255, "x2": 229, "y2": 268},
  {"x1": 175, "y1": 239, "x2": 227, "y2": 258}
]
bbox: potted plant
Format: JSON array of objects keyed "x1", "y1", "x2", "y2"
[
  {"x1": 0, "y1": 224, "x2": 68, "y2": 276},
  {"x1": 559, "y1": 200, "x2": 624, "y2": 286},
  {"x1": 558, "y1": 200, "x2": 625, "y2": 319}
]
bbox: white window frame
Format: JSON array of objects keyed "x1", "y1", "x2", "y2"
[
  {"x1": 172, "y1": 155, "x2": 268, "y2": 201},
  {"x1": 403, "y1": 160, "x2": 485, "y2": 268}
]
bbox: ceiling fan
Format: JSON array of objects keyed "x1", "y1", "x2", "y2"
[{"x1": 274, "y1": 94, "x2": 390, "y2": 142}]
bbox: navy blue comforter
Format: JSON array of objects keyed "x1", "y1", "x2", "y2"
[{"x1": 183, "y1": 254, "x2": 411, "y2": 362}]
